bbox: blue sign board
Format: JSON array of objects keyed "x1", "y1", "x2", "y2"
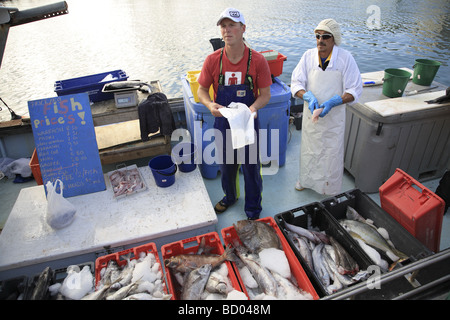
[{"x1": 28, "y1": 93, "x2": 106, "y2": 197}]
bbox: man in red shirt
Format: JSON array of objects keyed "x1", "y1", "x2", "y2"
[{"x1": 198, "y1": 7, "x2": 272, "y2": 220}]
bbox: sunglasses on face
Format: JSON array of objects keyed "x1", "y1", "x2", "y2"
[{"x1": 315, "y1": 33, "x2": 333, "y2": 40}]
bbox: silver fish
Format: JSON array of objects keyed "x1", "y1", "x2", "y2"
[
  {"x1": 234, "y1": 220, "x2": 281, "y2": 253},
  {"x1": 271, "y1": 271, "x2": 311, "y2": 300},
  {"x1": 181, "y1": 264, "x2": 212, "y2": 300},
  {"x1": 312, "y1": 243, "x2": 330, "y2": 287},
  {"x1": 329, "y1": 236, "x2": 359, "y2": 275},
  {"x1": 106, "y1": 282, "x2": 139, "y2": 300},
  {"x1": 294, "y1": 236, "x2": 314, "y2": 270},
  {"x1": 234, "y1": 246, "x2": 278, "y2": 297},
  {"x1": 81, "y1": 284, "x2": 111, "y2": 300},
  {"x1": 339, "y1": 219, "x2": 409, "y2": 263},
  {"x1": 285, "y1": 222, "x2": 320, "y2": 244},
  {"x1": 205, "y1": 271, "x2": 228, "y2": 294},
  {"x1": 346, "y1": 206, "x2": 368, "y2": 223}
]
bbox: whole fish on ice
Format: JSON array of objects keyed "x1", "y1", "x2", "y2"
[
  {"x1": 165, "y1": 245, "x2": 234, "y2": 273},
  {"x1": 233, "y1": 220, "x2": 281, "y2": 253},
  {"x1": 339, "y1": 219, "x2": 408, "y2": 263},
  {"x1": 181, "y1": 264, "x2": 212, "y2": 300}
]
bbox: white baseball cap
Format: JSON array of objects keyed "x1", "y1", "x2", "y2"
[{"x1": 217, "y1": 7, "x2": 245, "y2": 26}]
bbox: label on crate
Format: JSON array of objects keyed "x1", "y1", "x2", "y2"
[{"x1": 28, "y1": 93, "x2": 106, "y2": 197}]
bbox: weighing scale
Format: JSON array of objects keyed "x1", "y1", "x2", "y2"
[{"x1": 102, "y1": 81, "x2": 152, "y2": 108}]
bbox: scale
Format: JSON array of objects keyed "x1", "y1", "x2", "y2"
[{"x1": 102, "y1": 81, "x2": 151, "y2": 108}]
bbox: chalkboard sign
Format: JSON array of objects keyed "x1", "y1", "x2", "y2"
[{"x1": 28, "y1": 93, "x2": 106, "y2": 197}]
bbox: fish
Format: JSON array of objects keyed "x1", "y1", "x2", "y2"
[
  {"x1": 205, "y1": 271, "x2": 228, "y2": 294},
  {"x1": 234, "y1": 220, "x2": 281, "y2": 253},
  {"x1": 165, "y1": 245, "x2": 234, "y2": 273},
  {"x1": 103, "y1": 80, "x2": 155, "y2": 93},
  {"x1": 81, "y1": 284, "x2": 112, "y2": 300},
  {"x1": 181, "y1": 264, "x2": 212, "y2": 300},
  {"x1": 293, "y1": 236, "x2": 314, "y2": 270},
  {"x1": 322, "y1": 245, "x2": 355, "y2": 287},
  {"x1": 106, "y1": 282, "x2": 139, "y2": 300},
  {"x1": 284, "y1": 222, "x2": 329, "y2": 244},
  {"x1": 339, "y1": 219, "x2": 409, "y2": 263},
  {"x1": 312, "y1": 243, "x2": 330, "y2": 287},
  {"x1": 329, "y1": 236, "x2": 359, "y2": 275},
  {"x1": 99, "y1": 260, "x2": 121, "y2": 287},
  {"x1": 270, "y1": 271, "x2": 311, "y2": 300},
  {"x1": 234, "y1": 245, "x2": 278, "y2": 297},
  {"x1": 29, "y1": 267, "x2": 54, "y2": 300}
]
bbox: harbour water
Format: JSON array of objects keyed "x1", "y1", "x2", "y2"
[{"x1": 1, "y1": 0, "x2": 449, "y2": 121}]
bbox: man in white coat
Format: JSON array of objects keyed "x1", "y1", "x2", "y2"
[{"x1": 291, "y1": 18, "x2": 362, "y2": 195}]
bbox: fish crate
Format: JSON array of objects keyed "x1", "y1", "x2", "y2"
[
  {"x1": 54, "y1": 69, "x2": 128, "y2": 103},
  {"x1": 29, "y1": 148, "x2": 43, "y2": 185},
  {"x1": 221, "y1": 216, "x2": 320, "y2": 300},
  {"x1": 94, "y1": 242, "x2": 167, "y2": 294},
  {"x1": 160, "y1": 232, "x2": 244, "y2": 300},
  {"x1": 260, "y1": 50, "x2": 287, "y2": 77},
  {"x1": 274, "y1": 203, "x2": 375, "y2": 297},
  {"x1": 0, "y1": 276, "x2": 28, "y2": 300},
  {"x1": 321, "y1": 188, "x2": 433, "y2": 263},
  {"x1": 379, "y1": 169, "x2": 446, "y2": 253}
]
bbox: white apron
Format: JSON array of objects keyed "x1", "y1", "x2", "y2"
[{"x1": 300, "y1": 69, "x2": 344, "y2": 195}]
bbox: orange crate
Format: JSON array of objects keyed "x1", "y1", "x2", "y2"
[
  {"x1": 221, "y1": 217, "x2": 319, "y2": 300},
  {"x1": 379, "y1": 168, "x2": 446, "y2": 252},
  {"x1": 260, "y1": 50, "x2": 287, "y2": 77},
  {"x1": 29, "y1": 149, "x2": 43, "y2": 185},
  {"x1": 94, "y1": 242, "x2": 168, "y2": 294},
  {"x1": 161, "y1": 232, "x2": 245, "y2": 300}
]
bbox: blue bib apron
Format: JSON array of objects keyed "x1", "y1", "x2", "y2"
[{"x1": 214, "y1": 48, "x2": 262, "y2": 219}]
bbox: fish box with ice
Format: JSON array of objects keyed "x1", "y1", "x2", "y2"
[
  {"x1": 321, "y1": 189, "x2": 433, "y2": 264},
  {"x1": 161, "y1": 232, "x2": 245, "y2": 300},
  {"x1": 274, "y1": 203, "x2": 374, "y2": 297},
  {"x1": 221, "y1": 217, "x2": 319, "y2": 300}
]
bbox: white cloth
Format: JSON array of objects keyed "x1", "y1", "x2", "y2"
[
  {"x1": 219, "y1": 102, "x2": 256, "y2": 149},
  {"x1": 290, "y1": 45, "x2": 362, "y2": 104}
]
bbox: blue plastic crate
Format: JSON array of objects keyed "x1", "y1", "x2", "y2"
[
  {"x1": 54, "y1": 70, "x2": 128, "y2": 102},
  {"x1": 182, "y1": 76, "x2": 291, "y2": 179}
]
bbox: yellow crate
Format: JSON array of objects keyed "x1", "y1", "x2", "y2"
[{"x1": 187, "y1": 70, "x2": 214, "y2": 102}]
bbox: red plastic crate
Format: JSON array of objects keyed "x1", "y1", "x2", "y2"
[
  {"x1": 94, "y1": 242, "x2": 168, "y2": 294},
  {"x1": 29, "y1": 149, "x2": 43, "y2": 185},
  {"x1": 160, "y1": 232, "x2": 245, "y2": 300},
  {"x1": 260, "y1": 50, "x2": 287, "y2": 77},
  {"x1": 221, "y1": 217, "x2": 319, "y2": 300},
  {"x1": 379, "y1": 168, "x2": 445, "y2": 252}
]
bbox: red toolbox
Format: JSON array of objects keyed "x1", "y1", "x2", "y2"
[
  {"x1": 379, "y1": 168, "x2": 446, "y2": 252},
  {"x1": 94, "y1": 242, "x2": 168, "y2": 294},
  {"x1": 221, "y1": 217, "x2": 319, "y2": 300},
  {"x1": 160, "y1": 232, "x2": 245, "y2": 300}
]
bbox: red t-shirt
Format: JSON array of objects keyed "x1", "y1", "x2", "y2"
[{"x1": 198, "y1": 46, "x2": 272, "y2": 101}]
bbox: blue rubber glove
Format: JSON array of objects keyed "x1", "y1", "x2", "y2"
[
  {"x1": 302, "y1": 91, "x2": 319, "y2": 114},
  {"x1": 319, "y1": 94, "x2": 343, "y2": 117}
]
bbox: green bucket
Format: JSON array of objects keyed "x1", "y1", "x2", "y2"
[
  {"x1": 412, "y1": 59, "x2": 441, "y2": 86},
  {"x1": 382, "y1": 68, "x2": 412, "y2": 98}
]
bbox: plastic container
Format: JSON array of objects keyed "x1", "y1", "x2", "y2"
[
  {"x1": 379, "y1": 168, "x2": 445, "y2": 252},
  {"x1": 260, "y1": 51, "x2": 287, "y2": 77},
  {"x1": 412, "y1": 59, "x2": 441, "y2": 86},
  {"x1": 221, "y1": 217, "x2": 320, "y2": 300},
  {"x1": 274, "y1": 203, "x2": 374, "y2": 297},
  {"x1": 29, "y1": 148, "x2": 43, "y2": 185},
  {"x1": 382, "y1": 68, "x2": 411, "y2": 98},
  {"x1": 148, "y1": 155, "x2": 177, "y2": 187},
  {"x1": 95, "y1": 242, "x2": 166, "y2": 294},
  {"x1": 54, "y1": 70, "x2": 128, "y2": 102},
  {"x1": 186, "y1": 70, "x2": 214, "y2": 103},
  {"x1": 321, "y1": 188, "x2": 433, "y2": 261},
  {"x1": 107, "y1": 164, "x2": 147, "y2": 199},
  {"x1": 0, "y1": 276, "x2": 28, "y2": 300},
  {"x1": 160, "y1": 232, "x2": 244, "y2": 300},
  {"x1": 171, "y1": 142, "x2": 197, "y2": 173},
  {"x1": 182, "y1": 76, "x2": 291, "y2": 178}
]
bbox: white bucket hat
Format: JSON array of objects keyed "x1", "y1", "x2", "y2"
[
  {"x1": 217, "y1": 7, "x2": 245, "y2": 26},
  {"x1": 314, "y1": 18, "x2": 342, "y2": 46}
]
